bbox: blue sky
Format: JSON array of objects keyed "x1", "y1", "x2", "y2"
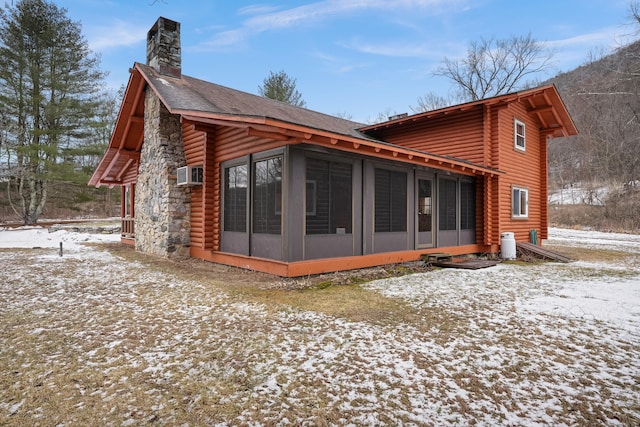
[{"x1": 54, "y1": 0, "x2": 637, "y2": 123}]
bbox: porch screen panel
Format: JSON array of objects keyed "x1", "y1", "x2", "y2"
[
  {"x1": 252, "y1": 157, "x2": 282, "y2": 234},
  {"x1": 306, "y1": 158, "x2": 352, "y2": 235},
  {"x1": 439, "y1": 179, "x2": 457, "y2": 231},
  {"x1": 223, "y1": 164, "x2": 247, "y2": 232},
  {"x1": 460, "y1": 180, "x2": 476, "y2": 230},
  {"x1": 375, "y1": 169, "x2": 407, "y2": 233}
]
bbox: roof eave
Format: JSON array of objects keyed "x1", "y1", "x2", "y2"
[
  {"x1": 89, "y1": 67, "x2": 146, "y2": 187},
  {"x1": 359, "y1": 85, "x2": 579, "y2": 138},
  {"x1": 181, "y1": 113, "x2": 502, "y2": 177}
]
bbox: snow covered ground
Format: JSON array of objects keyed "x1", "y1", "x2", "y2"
[
  {"x1": 0, "y1": 225, "x2": 638, "y2": 425},
  {"x1": 548, "y1": 186, "x2": 609, "y2": 205},
  {"x1": 0, "y1": 225, "x2": 121, "y2": 250}
]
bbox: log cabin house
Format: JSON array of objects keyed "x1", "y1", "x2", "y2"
[{"x1": 89, "y1": 17, "x2": 578, "y2": 277}]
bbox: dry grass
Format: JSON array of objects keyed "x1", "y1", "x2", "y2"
[
  {"x1": 550, "y1": 202, "x2": 640, "y2": 233},
  {"x1": 545, "y1": 244, "x2": 633, "y2": 263},
  {"x1": 105, "y1": 243, "x2": 429, "y2": 325},
  {"x1": 1, "y1": 240, "x2": 639, "y2": 426}
]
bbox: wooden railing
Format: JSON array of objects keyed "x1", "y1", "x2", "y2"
[{"x1": 121, "y1": 218, "x2": 135, "y2": 238}]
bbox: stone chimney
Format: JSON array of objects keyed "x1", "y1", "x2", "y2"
[
  {"x1": 135, "y1": 17, "x2": 190, "y2": 258},
  {"x1": 146, "y1": 17, "x2": 181, "y2": 78}
]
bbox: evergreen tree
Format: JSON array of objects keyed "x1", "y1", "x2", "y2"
[
  {"x1": 258, "y1": 70, "x2": 306, "y2": 107},
  {"x1": 0, "y1": 0, "x2": 105, "y2": 225}
]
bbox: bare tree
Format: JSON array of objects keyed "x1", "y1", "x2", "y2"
[
  {"x1": 434, "y1": 33, "x2": 554, "y2": 101},
  {"x1": 334, "y1": 111, "x2": 354, "y2": 121},
  {"x1": 365, "y1": 108, "x2": 405, "y2": 125},
  {"x1": 549, "y1": 39, "x2": 640, "y2": 213},
  {"x1": 546, "y1": 4, "x2": 640, "y2": 229},
  {"x1": 411, "y1": 91, "x2": 464, "y2": 113}
]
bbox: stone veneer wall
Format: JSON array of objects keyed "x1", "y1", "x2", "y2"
[{"x1": 135, "y1": 90, "x2": 191, "y2": 256}]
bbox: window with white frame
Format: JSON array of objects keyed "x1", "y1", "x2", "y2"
[
  {"x1": 514, "y1": 119, "x2": 526, "y2": 151},
  {"x1": 512, "y1": 186, "x2": 529, "y2": 218}
]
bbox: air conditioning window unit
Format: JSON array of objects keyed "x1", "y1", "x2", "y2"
[{"x1": 177, "y1": 165, "x2": 203, "y2": 186}]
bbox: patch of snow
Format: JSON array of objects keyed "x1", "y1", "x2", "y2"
[
  {"x1": 7, "y1": 399, "x2": 25, "y2": 415},
  {"x1": 156, "y1": 77, "x2": 172, "y2": 87},
  {"x1": 548, "y1": 227, "x2": 640, "y2": 252},
  {"x1": 0, "y1": 226, "x2": 120, "y2": 250},
  {"x1": 518, "y1": 276, "x2": 640, "y2": 333},
  {"x1": 549, "y1": 186, "x2": 609, "y2": 205},
  {"x1": 0, "y1": 226, "x2": 638, "y2": 425}
]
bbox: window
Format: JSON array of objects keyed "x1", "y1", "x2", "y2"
[
  {"x1": 417, "y1": 179, "x2": 432, "y2": 233},
  {"x1": 305, "y1": 158, "x2": 352, "y2": 235},
  {"x1": 124, "y1": 185, "x2": 132, "y2": 218},
  {"x1": 253, "y1": 156, "x2": 282, "y2": 234},
  {"x1": 514, "y1": 119, "x2": 526, "y2": 151},
  {"x1": 305, "y1": 180, "x2": 317, "y2": 216},
  {"x1": 438, "y1": 179, "x2": 457, "y2": 231},
  {"x1": 512, "y1": 186, "x2": 529, "y2": 218},
  {"x1": 460, "y1": 180, "x2": 476, "y2": 230},
  {"x1": 223, "y1": 164, "x2": 248, "y2": 232},
  {"x1": 375, "y1": 169, "x2": 407, "y2": 233}
]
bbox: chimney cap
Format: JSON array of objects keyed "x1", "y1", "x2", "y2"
[
  {"x1": 147, "y1": 16, "x2": 181, "y2": 78},
  {"x1": 148, "y1": 16, "x2": 179, "y2": 40}
]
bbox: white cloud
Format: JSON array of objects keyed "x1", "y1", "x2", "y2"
[
  {"x1": 237, "y1": 4, "x2": 281, "y2": 16},
  {"x1": 547, "y1": 27, "x2": 624, "y2": 50},
  {"x1": 340, "y1": 38, "x2": 458, "y2": 59},
  {"x1": 311, "y1": 50, "x2": 371, "y2": 74},
  {"x1": 87, "y1": 19, "x2": 147, "y2": 51},
  {"x1": 196, "y1": 0, "x2": 467, "y2": 51},
  {"x1": 545, "y1": 25, "x2": 636, "y2": 71}
]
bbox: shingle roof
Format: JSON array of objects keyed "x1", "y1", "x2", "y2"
[
  {"x1": 136, "y1": 63, "x2": 379, "y2": 143},
  {"x1": 89, "y1": 62, "x2": 506, "y2": 188},
  {"x1": 360, "y1": 84, "x2": 578, "y2": 137}
]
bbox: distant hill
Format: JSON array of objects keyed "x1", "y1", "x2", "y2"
[{"x1": 546, "y1": 39, "x2": 640, "y2": 231}]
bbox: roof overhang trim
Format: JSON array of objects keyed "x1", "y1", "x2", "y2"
[
  {"x1": 181, "y1": 113, "x2": 502, "y2": 177},
  {"x1": 89, "y1": 67, "x2": 146, "y2": 187},
  {"x1": 359, "y1": 85, "x2": 578, "y2": 138}
]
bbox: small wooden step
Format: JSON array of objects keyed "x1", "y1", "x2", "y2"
[
  {"x1": 516, "y1": 242, "x2": 573, "y2": 263},
  {"x1": 431, "y1": 259, "x2": 499, "y2": 270},
  {"x1": 421, "y1": 253, "x2": 453, "y2": 263}
]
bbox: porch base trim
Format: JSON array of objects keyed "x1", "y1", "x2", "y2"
[{"x1": 190, "y1": 244, "x2": 493, "y2": 277}]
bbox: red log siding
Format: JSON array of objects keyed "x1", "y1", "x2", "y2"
[
  {"x1": 179, "y1": 95, "x2": 553, "y2": 272},
  {"x1": 204, "y1": 130, "x2": 217, "y2": 251},
  {"x1": 210, "y1": 126, "x2": 289, "y2": 251},
  {"x1": 215, "y1": 126, "x2": 286, "y2": 163},
  {"x1": 539, "y1": 136, "x2": 549, "y2": 241},
  {"x1": 483, "y1": 105, "x2": 492, "y2": 166},
  {"x1": 486, "y1": 106, "x2": 501, "y2": 246},
  {"x1": 496, "y1": 102, "x2": 545, "y2": 243},
  {"x1": 182, "y1": 123, "x2": 206, "y2": 248},
  {"x1": 475, "y1": 176, "x2": 485, "y2": 245},
  {"x1": 372, "y1": 106, "x2": 502, "y2": 246},
  {"x1": 376, "y1": 107, "x2": 486, "y2": 164},
  {"x1": 183, "y1": 128, "x2": 205, "y2": 165},
  {"x1": 481, "y1": 175, "x2": 500, "y2": 246},
  {"x1": 120, "y1": 166, "x2": 138, "y2": 185}
]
